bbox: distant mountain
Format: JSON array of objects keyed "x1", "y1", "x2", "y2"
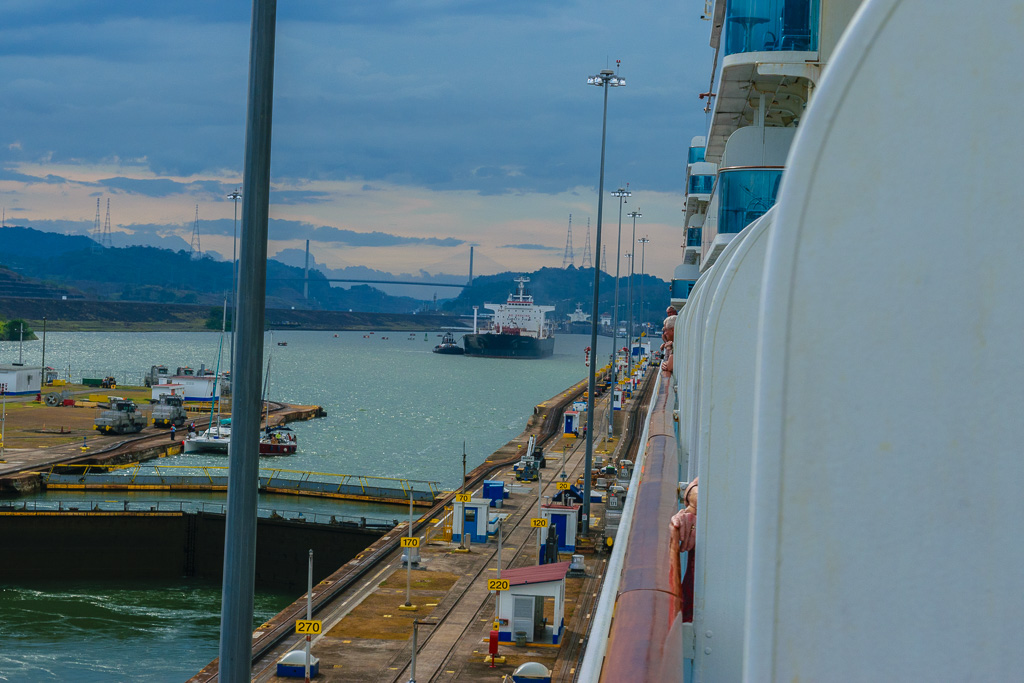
[{"x1": 0, "y1": 226, "x2": 670, "y2": 320}]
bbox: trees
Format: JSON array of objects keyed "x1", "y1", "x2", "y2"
[{"x1": 0, "y1": 318, "x2": 36, "y2": 341}]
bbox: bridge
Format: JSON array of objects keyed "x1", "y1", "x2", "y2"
[
  {"x1": 268, "y1": 277, "x2": 467, "y2": 288},
  {"x1": 39, "y1": 464, "x2": 443, "y2": 506}
]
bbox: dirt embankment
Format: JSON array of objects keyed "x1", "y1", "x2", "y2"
[{"x1": 0, "y1": 297, "x2": 465, "y2": 332}]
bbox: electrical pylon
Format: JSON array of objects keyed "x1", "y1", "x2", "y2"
[
  {"x1": 93, "y1": 198, "x2": 101, "y2": 241},
  {"x1": 562, "y1": 214, "x2": 575, "y2": 268},
  {"x1": 581, "y1": 217, "x2": 593, "y2": 269},
  {"x1": 189, "y1": 205, "x2": 202, "y2": 259},
  {"x1": 102, "y1": 198, "x2": 112, "y2": 247}
]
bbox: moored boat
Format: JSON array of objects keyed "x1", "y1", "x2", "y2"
[{"x1": 432, "y1": 331, "x2": 465, "y2": 355}]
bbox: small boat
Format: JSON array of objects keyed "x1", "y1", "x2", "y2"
[
  {"x1": 277, "y1": 342, "x2": 287, "y2": 346},
  {"x1": 260, "y1": 425, "x2": 297, "y2": 455},
  {"x1": 184, "y1": 424, "x2": 231, "y2": 454},
  {"x1": 433, "y1": 331, "x2": 465, "y2": 355}
]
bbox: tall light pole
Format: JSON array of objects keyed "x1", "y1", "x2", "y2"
[
  {"x1": 583, "y1": 67, "x2": 624, "y2": 533},
  {"x1": 637, "y1": 236, "x2": 650, "y2": 339},
  {"x1": 626, "y1": 210, "x2": 641, "y2": 378},
  {"x1": 608, "y1": 187, "x2": 630, "y2": 438},
  {"x1": 227, "y1": 188, "x2": 242, "y2": 379}
]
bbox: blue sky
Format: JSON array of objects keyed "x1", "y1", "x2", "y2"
[{"x1": 0, "y1": 1, "x2": 713, "y2": 280}]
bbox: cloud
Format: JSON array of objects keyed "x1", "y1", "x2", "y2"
[
  {"x1": 270, "y1": 190, "x2": 332, "y2": 205},
  {"x1": 305, "y1": 225, "x2": 464, "y2": 247},
  {"x1": 498, "y1": 243, "x2": 561, "y2": 251}
]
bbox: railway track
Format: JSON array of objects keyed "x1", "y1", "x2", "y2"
[{"x1": 197, "y1": 376, "x2": 601, "y2": 682}]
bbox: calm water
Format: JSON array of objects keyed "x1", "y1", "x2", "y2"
[{"x1": 1, "y1": 329, "x2": 607, "y2": 681}]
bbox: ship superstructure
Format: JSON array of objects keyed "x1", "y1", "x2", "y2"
[{"x1": 463, "y1": 276, "x2": 555, "y2": 358}]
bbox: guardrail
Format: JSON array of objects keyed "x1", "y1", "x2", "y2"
[
  {"x1": 0, "y1": 498, "x2": 398, "y2": 529},
  {"x1": 594, "y1": 371, "x2": 685, "y2": 682},
  {"x1": 40, "y1": 464, "x2": 443, "y2": 503}
]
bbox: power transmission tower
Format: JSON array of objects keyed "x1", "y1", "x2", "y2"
[
  {"x1": 189, "y1": 205, "x2": 202, "y2": 259},
  {"x1": 93, "y1": 198, "x2": 101, "y2": 242},
  {"x1": 601, "y1": 245, "x2": 607, "y2": 274},
  {"x1": 581, "y1": 217, "x2": 593, "y2": 269},
  {"x1": 562, "y1": 214, "x2": 575, "y2": 268},
  {"x1": 102, "y1": 198, "x2": 113, "y2": 247}
]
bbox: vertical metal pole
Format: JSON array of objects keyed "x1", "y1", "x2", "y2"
[
  {"x1": 494, "y1": 518, "x2": 502, "y2": 627},
  {"x1": 19, "y1": 323, "x2": 23, "y2": 364},
  {"x1": 228, "y1": 189, "x2": 242, "y2": 378},
  {"x1": 458, "y1": 444, "x2": 467, "y2": 549},
  {"x1": 609, "y1": 192, "x2": 624, "y2": 438},
  {"x1": 405, "y1": 486, "x2": 414, "y2": 606},
  {"x1": 536, "y1": 466, "x2": 543, "y2": 560},
  {"x1": 219, "y1": 1, "x2": 276, "y2": 679},
  {"x1": 305, "y1": 549, "x2": 313, "y2": 683},
  {"x1": 638, "y1": 237, "x2": 649, "y2": 340},
  {"x1": 627, "y1": 213, "x2": 638, "y2": 380},
  {"x1": 303, "y1": 239, "x2": 310, "y2": 300},
  {"x1": 1, "y1": 386, "x2": 6, "y2": 459},
  {"x1": 40, "y1": 317, "x2": 46, "y2": 392},
  {"x1": 408, "y1": 620, "x2": 418, "y2": 683},
  {"x1": 583, "y1": 76, "x2": 611, "y2": 535}
]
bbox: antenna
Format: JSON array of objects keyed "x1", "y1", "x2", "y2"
[
  {"x1": 562, "y1": 214, "x2": 575, "y2": 268},
  {"x1": 582, "y1": 218, "x2": 593, "y2": 269},
  {"x1": 189, "y1": 205, "x2": 202, "y2": 259},
  {"x1": 102, "y1": 198, "x2": 113, "y2": 247}
]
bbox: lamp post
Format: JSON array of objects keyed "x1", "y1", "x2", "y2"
[
  {"x1": 583, "y1": 67, "x2": 625, "y2": 533},
  {"x1": 626, "y1": 210, "x2": 641, "y2": 378},
  {"x1": 637, "y1": 236, "x2": 650, "y2": 338},
  {"x1": 608, "y1": 187, "x2": 631, "y2": 438},
  {"x1": 227, "y1": 188, "x2": 242, "y2": 378}
]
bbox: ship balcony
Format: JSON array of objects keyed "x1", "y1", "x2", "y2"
[
  {"x1": 684, "y1": 226, "x2": 702, "y2": 266},
  {"x1": 716, "y1": 166, "x2": 782, "y2": 235},
  {"x1": 719, "y1": 0, "x2": 819, "y2": 57},
  {"x1": 703, "y1": 1, "x2": 821, "y2": 162},
  {"x1": 688, "y1": 144, "x2": 706, "y2": 164}
]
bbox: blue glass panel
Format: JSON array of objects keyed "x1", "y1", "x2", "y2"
[
  {"x1": 688, "y1": 175, "x2": 714, "y2": 195},
  {"x1": 688, "y1": 146, "x2": 706, "y2": 164},
  {"x1": 717, "y1": 168, "x2": 783, "y2": 234},
  {"x1": 686, "y1": 227, "x2": 702, "y2": 248},
  {"x1": 724, "y1": 0, "x2": 819, "y2": 56},
  {"x1": 672, "y1": 279, "x2": 697, "y2": 299}
]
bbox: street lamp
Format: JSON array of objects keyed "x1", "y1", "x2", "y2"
[
  {"x1": 583, "y1": 67, "x2": 625, "y2": 534},
  {"x1": 626, "y1": 210, "x2": 642, "y2": 378},
  {"x1": 226, "y1": 188, "x2": 242, "y2": 377},
  {"x1": 637, "y1": 236, "x2": 650, "y2": 338},
  {"x1": 609, "y1": 187, "x2": 631, "y2": 439}
]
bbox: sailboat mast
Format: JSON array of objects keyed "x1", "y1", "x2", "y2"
[{"x1": 209, "y1": 301, "x2": 227, "y2": 435}]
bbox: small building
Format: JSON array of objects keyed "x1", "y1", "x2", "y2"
[
  {"x1": 169, "y1": 375, "x2": 222, "y2": 402},
  {"x1": 563, "y1": 409, "x2": 580, "y2": 436},
  {"x1": 0, "y1": 364, "x2": 41, "y2": 395},
  {"x1": 150, "y1": 383, "x2": 186, "y2": 401},
  {"x1": 496, "y1": 561, "x2": 571, "y2": 645},
  {"x1": 451, "y1": 497, "x2": 491, "y2": 544},
  {"x1": 540, "y1": 503, "x2": 581, "y2": 553}
]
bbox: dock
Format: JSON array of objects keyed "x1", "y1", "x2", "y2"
[{"x1": 188, "y1": 364, "x2": 655, "y2": 682}]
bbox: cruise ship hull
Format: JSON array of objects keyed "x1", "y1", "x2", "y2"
[{"x1": 463, "y1": 333, "x2": 554, "y2": 359}]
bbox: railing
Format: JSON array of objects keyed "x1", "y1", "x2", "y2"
[
  {"x1": 583, "y1": 371, "x2": 685, "y2": 682},
  {"x1": 0, "y1": 498, "x2": 398, "y2": 528},
  {"x1": 42, "y1": 463, "x2": 443, "y2": 498}
]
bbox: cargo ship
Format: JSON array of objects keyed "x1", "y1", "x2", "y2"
[{"x1": 463, "y1": 276, "x2": 555, "y2": 358}]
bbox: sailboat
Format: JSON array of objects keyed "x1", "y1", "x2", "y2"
[
  {"x1": 259, "y1": 337, "x2": 297, "y2": 455},
  {"x1": 184, "y1": 302, "x2": 231, "y2": 454}
]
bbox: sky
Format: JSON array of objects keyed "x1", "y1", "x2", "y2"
[{"x1": 0, "y1": 1, "x2": 714, "y2": 282}]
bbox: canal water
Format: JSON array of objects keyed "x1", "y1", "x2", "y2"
[{"x1": 0, "y1": 329, "x2": 609, "y2": 681}]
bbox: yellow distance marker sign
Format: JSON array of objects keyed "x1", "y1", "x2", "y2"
[
  {"x1": 556, "y1": 482, "x2": 571, "y2": 490},
  {"x1": 295, "y1": 619, "x2": 322, "y2": 635},
  {"x1": 530, "y1": 518, "x2": 548, "y2": 528},
  {"x1": 400, "y1": 537, "x2": 420, "y2": 548},
  {"x1": 454, "y1": 493, "x2": 472, "y2": 503},
  {"x1": 488, "y1": 579, "x2": 510, "y2": 591}
]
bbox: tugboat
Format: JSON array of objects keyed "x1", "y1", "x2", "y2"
[
  {"x1": 432, "y1": 331, "x2": 465, "y2": 355},
  {"x1": 463, "y1": 276, "x2": 555, "y2": 359}
]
